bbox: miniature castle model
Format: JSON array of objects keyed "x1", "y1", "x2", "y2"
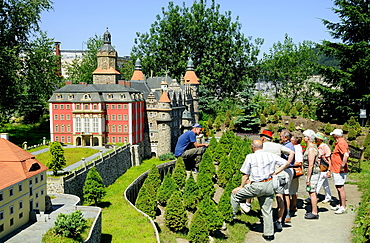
[{"x1": 49, "y1": 29, "x2": 200, "y2": 156}]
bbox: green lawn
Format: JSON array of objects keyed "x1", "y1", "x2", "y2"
[
  {"x1": 99, "y1": 158, "x2": 164, "y2": 243},
  {"x1": 35, "y1": 148, "x2": 99, "y2": 170}
]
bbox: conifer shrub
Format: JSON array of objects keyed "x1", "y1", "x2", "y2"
[
  {"x1": 213, "y1": 116, "x2": 221, "y2": 131},
  {"x1": 188, "y1": 208, "x2": 209, "y2": 243},
  {"x1": 207, "y1": 136, "x2": 218, "y2": 155},
  {"x1": 325, "y1": 122, "x2": 333, "y2": 135},
  {"x1": 53, "y1": 210, "x2": 87, "y2": 238},
  {"x1": 164, "y1": 191, "x2": 187, "y2": 232},
  {"x1": 288, "y1": 122, "x2": 296, "y2": 132},
  {"x1": 342, "y1": 122, "x2": 349, "y2": 133},
  {"x1": 157, "y1": 173, "x2": 178, "y2": 206},
  {"x1": 217, "y1": 155, "x2": 233, "y2": 188},
  {"x1": 197, "y1": 196, "x2": 223, "y2": 233},
  {"x1": 348, "y1": 129, "x2": 357, "y2": 141},
  {"x1": 290, "y1": 106, "x2": 298, "y2": 118},
  {"x1": 135, "y1": 164, "x2": 161, "y2": 218},
  {"x1": 172, "y1": 157, "x2": 186, "y2": 189},
  {"x1": 83, "y1": 167, "x2": 106, "y2": 205},
  {"x1": 196, "y1": 171, "x2": 215, "y2": 200},
  {"x1": 218, "y1": 180, "x2": 235, "y2": 222},
  {"x1": 135, "y1": 183, "x2": 157, "y2": 218},
  {"x1": 212, "y1": 143, "x2": 228, "y2": 164},
  {"x1": 183, "y1": 175, "x2": 200, "y2": 212},
  {"x1": 159, "y1": 152, "x2": 176, "y2": 161},
  {"x1": 199, "y1": 150, "x2": 216, "y2": 175},
  {"x1": 260, "y1": 114, "x2": 267, "y2": 126},
  {"x1": 267, "y1": 123, "x2": 275, "y2": 132}
]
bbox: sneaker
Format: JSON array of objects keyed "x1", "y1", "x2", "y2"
[
  {"x1": 331, "y1": 205, "x2": 340, "y2": 211},
  {"x1": 275, "y1": 220, "x2": 283, "y2": 230},
  {"x1": 304, "y1": 197, "x2": 311, "y2": 203},
  {"x1": 192, "y1": 168, "x2": 198, "y2": 173},
  {"x1": 321, "y1": 198, "x2": 333, "y2": 204},
  {"x1": 304, "y1": 212, "x2": 319, "y2": 219},
  {"x1": 334, "y1": 206, "x2": 347, "y2": 214},
  {"x1": 285, "y1": 215, "x2": 291, "y2": 223},
  {"x1": 262, "y1": 235, "x2": 275, "y2": 241},
  {"x1": 240, "y1": 203, "x2": 251, "y2": 213}
]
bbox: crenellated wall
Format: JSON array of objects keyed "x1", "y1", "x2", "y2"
[{"x1": 47, "y1": 144, "x2": 139, "y2": 200}]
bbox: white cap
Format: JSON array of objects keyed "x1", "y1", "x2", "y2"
[{"x1": 330, "y1": 129, "x2": 343, "y2": 136}]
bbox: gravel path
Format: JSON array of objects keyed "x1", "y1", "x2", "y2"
[{"x1": 243, "y1": 175, "x2": 361, "y2": 243}]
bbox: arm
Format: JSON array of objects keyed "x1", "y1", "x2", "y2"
[
  {"x1": 340, "y1": 151, "x2": 350, "y2": 172},
  {"x1": 193, "y1": 141, "x2": 209, "y2": 148},
  {"x1": 306, "y1": 147, "x2": 316, "y2": 186},
  {"x1": 232, "y1": 174, "x2": 249, "y2": 194}
]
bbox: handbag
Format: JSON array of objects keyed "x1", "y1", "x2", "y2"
[
  {"x1": 319, "y1": 157, "x2": 329, "y2": 172},
  {"x1": 292, "y1": 162, "x2": 303, "y2": 178}
]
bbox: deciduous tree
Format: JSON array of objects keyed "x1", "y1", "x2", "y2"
[{"x1": 47, "y1": 142, "x2": 66, "y2": 176}]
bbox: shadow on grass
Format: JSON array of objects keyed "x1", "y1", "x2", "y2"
[
  {"x1": 97, "y1": 201, "x2": 112, "y2": 208},
  {"x1": 100, "y1": 233, "x2": 112, "y2": 242}
]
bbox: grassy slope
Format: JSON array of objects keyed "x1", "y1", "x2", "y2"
[{"x1": 100, "y1": 158, "x2": 163, "y2": 243}]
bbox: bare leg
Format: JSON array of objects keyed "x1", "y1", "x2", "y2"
[
  {"x1": 310, "y1": 192, "x2": 318, "y2": 214},
  {"x1": 276, "y1": 193, "x2": 285, "y2": 221},
  {"x1": 336, "y1": 185, "x2": 346, "y2": 208},
  {"x1": 290, "y1": 194, "x2": 297, "y2": 210}
]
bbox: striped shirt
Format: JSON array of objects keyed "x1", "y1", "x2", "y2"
[{"x1": 240, "y1": 150, "x2": 287, "y2": 182}]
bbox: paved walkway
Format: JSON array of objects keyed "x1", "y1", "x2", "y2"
[
  {"x1": 243, "y1": 175, "x2": 361, "y2": 243},
  {"x1": 2, "y1": 194, "x2": 100, "y2": 243}
]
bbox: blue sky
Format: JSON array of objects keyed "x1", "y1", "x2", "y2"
[{"x1": 40, "y1": 0, "x2": 339, "y2": 56}]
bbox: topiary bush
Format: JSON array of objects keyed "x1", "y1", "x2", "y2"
[
  {"x1": 187, "y1": 208, "x2": 210, "y2": 242},
  {"x1": 183, "y1": 175, "x2": 200, "y2": 212},
  {"x1": 172, "y1": 157, "x2": 186, "y2": 189},
  {"x1": 164, "y1": 191, "x2": 187, "y2": 232},
  {"x1": 159, "y1": 152, "x2": 176, "y2": 161},
  {"x1": 157, "y1": 173, "x2": 177, "y2": 206},
  {"x1": 83, "y1": 167, "x2": 106, "y2": 205}
]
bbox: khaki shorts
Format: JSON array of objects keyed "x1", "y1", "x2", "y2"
[
  {"x1": 283, "y1": 168, "x2": 294, "y2": 195},
  {"x1": 308, "y1": 173, "x2": 320, "y2": 192},
  {"x1": 289, "y1": 177, "x2": 299, "y2": 195},
  {"x1": 333, "y1": 172, "x2": 347, "y2": 186}
]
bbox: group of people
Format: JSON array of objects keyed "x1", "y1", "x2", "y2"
[{"x1": 230, "y1": 128, "x2": 349, "y2": 241}]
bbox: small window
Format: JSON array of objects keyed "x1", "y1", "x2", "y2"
[
  {"x1": 55, "y1": 136, "x2": 59, "y2": 141},
  {"x1": 112, "y1": 115, "x2": 116, "y2": 121},
  {"x1": 56, "y1": 94, "x2": 62, "y2": 100},
  {"x1": 54, "y1": 104, "x2": 58, "y2": 109},
  {"x1": 0, "y1": 211, "x2": 4, "y2": 220},
  {"x1": 118, "y1": 115, "x2": 122, "y2": 121},
  {"x1": 40, "y1": 174, "x2": 44, "y2": 181},
  {"x1": 41, "y1": 190, "x2": 44, "y2": 196},
  {"x1": 19, "y1": 201, "x2": 23, "y2": 209},
  {"x1": 60, "y1": 105, "x2": 64, "y2": 109},
  {"x1": 84, "y1": 104, "x2": 88, "y2": 110},
  {"x1": 60, "y1": 114, "x2": 64, "y2": 120},
  {"x1": 10, "y1": 206, "x2": 14, "y2": 215},
  {"x1": 106, "y1": 104, "x2": 109, "y2": 109},
  {"x1": 124, "y1": 115, "x2": 128, "y2": 121},
  {"x1": 0, "y1": 224, "x2": 4, "y2": 232},
  {"x1": 36, "y1": 192, "x2": 39, "y2": 199},
  {"x1": 120, "y1": 94, "x2": 125, "y2": 99},
  {"x1": 124, "y1": 104, "x2": 127, "y2": 109},
  {"x1": 118, "y1": 105, "x2": 122, "y2": 109},
  {"x1": 149, "y1": 123, "x2": 153, "y2": 128},
  {"x1": 18, "y1": 184, "x2": 22, "y2": 192},
  {"x1": 9, "y1": 188, "x2": 13, "y2": 197},
  {"x1": 107, "y1": 94, "x2": 113, "y2": 99},
  {"x1": 29, "y1": 179, "x2": 32, "y2": 185},
  {"x1": 35, "y1": 177, "x2": 38, "y2": 184},
  {"x1": 76, "y1": 104, "x2": 80, "y2": 109},
  {"x1": 54, "y1": 114, "x2": 58, "y2": 120},
  {"x1": 112, "y1": 105, "x2": 115, "y2": 109},
  {"x1": 66, "y1": 104, "x2": 70, "y2": 109},
  {"x1": 19, "y1": 212, "x2": 23, "y2": 219},
  {"x1": 93, "y1": 104, "x2": 97, "y2": 110},
  {"x1": 67, "y1": 115, "x2": 70, "y2": 120},
  {"x1": 118, "y1": 137, "x2": 122, "y2": 143},
  {"x1": 68, "y1": 94, "x2": 74, "y2": 100},
  {"x1": 0, "y1": 192, "x2": 2, "y2": 201},
  {"x1": 10, "y1": 218, "x2": 14, "y2": 226},
  {"x1": 36, "y1": 202, "x2": 39, "y2": 208}
]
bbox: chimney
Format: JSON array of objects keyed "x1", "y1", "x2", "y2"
[
  {"x1": 55, "y1": 41, "x2": 62, "y2": 77},
  {"x1": 0, "y1": 133, "x2": 9, "y2": 140}
]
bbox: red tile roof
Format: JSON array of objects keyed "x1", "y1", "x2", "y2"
[
  {"x1": 158, "y1": 91, "x2": 171, "y2": 103},
  {"x1": 0, "y1": 138, "x2": 48, "y2": 190},
  {"x1": 131, "y1": 70, "x2": 145, "y2": 80},
  {"x1": 184, "y1": 70, "x2": 199, "y2": 84}
]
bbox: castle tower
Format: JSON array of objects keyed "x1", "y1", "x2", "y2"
[
  {"x1": 156, "y1": 91, "x2": 172, "y2": 155},
  {"x1": 93, "y1": 28, "x2": 121, "y2": 84},
  {"x1": 183, "y1": 58, "x2": 200, "y2": 122},
  {"x1": 130, "y1": 59, "x2": 146, "y2": 81}
]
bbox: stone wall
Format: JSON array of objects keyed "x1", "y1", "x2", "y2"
[{"x1": 47, "y1": 144, "x2": 137, "y2": 200}]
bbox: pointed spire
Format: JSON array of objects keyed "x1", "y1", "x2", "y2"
[
  {"x1": 159, "y1": 91, "x2": 171, "y2": 103},
  {"x1": 135, "y1": 58, "x2": 142, "y2": 70},
  {"x1": 183, "y1": 58, "x2": 199, "y2": 84},
  {"x1": 186, "y1": 58, "x2": 194, "y2": 71},
  {"x1": 104, "y1": 27, "x2": 111, "y2": 44}
]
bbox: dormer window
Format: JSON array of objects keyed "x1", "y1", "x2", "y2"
[
  {"x1": 120, "y1": 94, "x2": 125, "y2": 99},
  {"x1": 68, "y1": 94, "x2": 74, "y2": 100},
  {"x1": 82, "y1": 93, "x2": 91, "y2": 100},
  {"x1": 107, "y1": 94, "x2": 113, "y2": 100},
  {"x1": 56, "y1": 94, "x2": 62, "y2": 100}
]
